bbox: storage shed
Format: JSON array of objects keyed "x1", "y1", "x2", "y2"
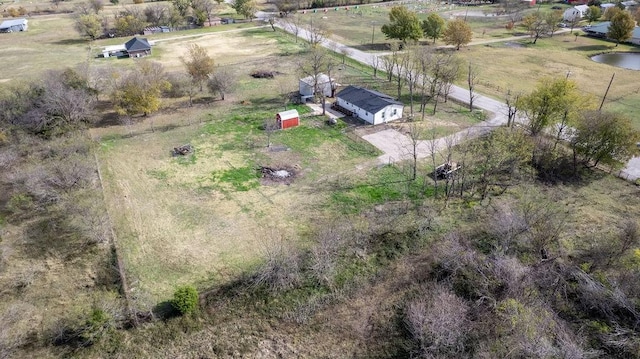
[
  {"x1": 299, "y1": 73, "x2": 337, "y2": 101},
  {"x1": 276, "y1": 109, "x2": 300, "y2": 129}
]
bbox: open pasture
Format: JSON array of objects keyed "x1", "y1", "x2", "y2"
[
  {"x1": 0, "y1": 1, "x2": 254, "y2": 83},
  {"x1": 453, "y1": 33, "x2": 640, "y2": 127}
]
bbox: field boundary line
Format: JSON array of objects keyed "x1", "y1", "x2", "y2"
[{"x1": 93, "y1": 152, "x2": 138, "y2": 327}]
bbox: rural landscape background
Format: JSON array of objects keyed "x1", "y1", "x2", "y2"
[{"x1": 1, "y1": 0, "x2": 640, "y2": 357}]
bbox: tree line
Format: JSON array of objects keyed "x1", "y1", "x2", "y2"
[{"x1": 73, "y1": 0, "x2": 257, "y2": 40}]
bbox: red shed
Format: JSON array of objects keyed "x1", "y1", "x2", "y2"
[{"x1": 276, "y1": 109, "x2": 300, "y2": 129}]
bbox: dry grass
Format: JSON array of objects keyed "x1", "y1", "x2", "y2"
[
  {"x1": 98, "y1": 127, "x2": 319, "y2": 303},
  {"x1": 0, "y1": 15, "x2": 93, "y2": 83},
  {"x1": 452, "y1": 33, "x2": 640, "y2": 127}
]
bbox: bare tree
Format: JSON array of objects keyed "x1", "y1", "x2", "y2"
[
  {"x1": 74, "y1": 2, "x2": 94, "y2": 15},
  {"x1": 282, "y1": 14, "x2": 302, "y2": 43},
  {"x1": 252, "y1": 231, "x2": 302, "y2": 292},
  {"x1": 406, "y1": 123, "x2": 422, "y2": 181},
  {"x1": 439, "y1": 57, "x2": 460, "y2": 104},
  {"x1": 504, "y1": 89, "x2": 520, "y2": 128},
  {"x1": 339, "y1": 46, "x2": 352, "y2": 66},
  {"x1": 192, "y1": 0, "x2": 216, "y2": 26},
  {"x1": 207, "y1": 66, "x2": 235, "y2": 101},
  {"x1": 415, "y1": 46, "x2": 432, "y2": 120},
  {"x1": 89, "y1": 0, "x2": 104, "y2": 13},
  {"x1": 428, "y1": 52, "x2": 460, "y2": 115},
  {"x1": 276, "y1": 76, "x2": 295, "y2": 111},
  {"x1": 381, "y1": 55, "x2": 395, "y2": 83},
  {"x1": 499, "y1": 0, "x2": 528, "y2": 23},
  {"x1": 263, "y1": 118, "x2": 280, "y2": 148},
  {"x1": 404, "y1": 49, "x2": 419, "y2": 118},
  {"x1": 298, "y1": 46, "x2": 329, "y2": 115},
  {"x1": 306, "y1": 20, "x2": 329, "y2": 49},
  {"x1": 167, "y1": 72, "x2": 198, "y2": 106},
  {"x1": 467, "y1": 62, "x2": 479, "y2": 111},
  {"x1": 370, "y1": 55, "x2": 381, "y2": 79},
  {"x1": 405, "y1": 285, "x2": 470, "y2": 357},
  {"x1": 394, "y1": 48, "x2": 409, "y2": 100},
  {"x1": 144, "y1": 4, "x2": 171, "y2": 26},
  {"x1": 427, "y1": 128, "x2": 440, "y2": 198}
]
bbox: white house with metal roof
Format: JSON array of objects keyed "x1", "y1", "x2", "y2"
[{"x1": 335, "y1": 86, "x2": 404, "y2": 125}]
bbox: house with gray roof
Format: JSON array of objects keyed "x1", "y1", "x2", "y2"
[
  {"x1": 335, "y1": 86, "x2": 404, "y2": 125},
  {"x1": 584, "y1": 21, "x2": 640, "y2": 45},
  {"x1": 0, "y1": 18, "x2": 27, "y2": 33},
  {"x1": 124, "y1": 37, "x2": 151, "y2": 58}
]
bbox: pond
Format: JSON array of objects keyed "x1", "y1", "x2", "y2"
[{"x1": 591, "y1": 52, "x2": 640, "y2": 70}]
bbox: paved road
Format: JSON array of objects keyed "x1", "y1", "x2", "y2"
[{"x1": 275, "y1": 19, "x2": 640, "y2": 179}]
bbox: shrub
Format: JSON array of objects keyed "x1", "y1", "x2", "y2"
[{"x1": 171, "y1": 285, "x2": 199, "y2": 315}]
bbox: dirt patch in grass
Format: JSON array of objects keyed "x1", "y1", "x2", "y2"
[
  {"x1": 155, "y1": 29, "x2": 281, "y2": 72},
  {"x1": 259, "y1": 164, "x2": 301, "y2": 185}
]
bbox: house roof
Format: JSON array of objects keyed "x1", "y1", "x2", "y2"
[
  {"x1": 600, "y1": 3, "x2": 616, "y2": 7},
  {"x1": 0, "y1": 18, "x2": 27, "y2": 29},
  {"x1": 124, "y1": 37, "x2": 151, "y2": 52},
  {"x1": 585, "y1": 21, "x2": 640, "y2": 38},
  {"x1": 277, "y1": 109, "x2": 299, "y2": 120},
  {"x1": 300, "y1": 73, "x2": 332, "y2": 86},
  {"x1": 336, "y1": 86, "x2": 402, "y2": 114},
  {"x1": 574, "y1": 4, "x2": 589, "y2": 12}
]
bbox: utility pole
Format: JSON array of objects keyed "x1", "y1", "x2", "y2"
[
  {"x1": 599, "y1": 72, "x2": 615, "y2": 111},
  {"x1": 371, "y1": 22, "x2": 376, "y2": 46}
]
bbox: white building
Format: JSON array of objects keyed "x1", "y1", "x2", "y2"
[
  {"x1": 0, "y1": 18, "x2": 28, "y2": 32},
  {"x1": 335, "y1": 86, "x2": 404, "y2": 125},
  {"x1": 563, "y1": 5, "x2": 589, "y2": 21},
  {"x1": 299, "y1": 73, "x2": 336, "y2": 101}
]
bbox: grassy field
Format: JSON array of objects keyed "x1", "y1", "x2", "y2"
[
  {"x1": 97, "y1": 108, "x2": 382, "y2": 304},
  {"x1": 4, "y1": 1, "x2": 640, "y2": 356},
  {"x1": 92, "y1": 29, "x2": 368, "y2": 304},
  {"x1": 452, "y1": 32, "x2": 640, "y2": 127},
  {"x1": 0, "y1": 1, "x2": 253, "y2": 83}
]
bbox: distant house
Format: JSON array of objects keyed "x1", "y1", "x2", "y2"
[
  {"x1": 335, "y1": 86, "x2": 404, "y2": 125},
  {"x1": 124, "y1": 37, "x2": 151, "y2": 58},
  {"x1": 203, "y1": 17, "x2": 222, "y2": 26},
  {"x1": 0, "y1": 18, "x2": 28, "y2": 33},
  {"x1": 583, "y1": 21, "x2": 640, "y2": 45},
  {"x1": 143, "y1": 26, "x2": 170, "y2": 35},
  {"x1": 299, "y1": 73, "x2": 337, "y2": 101},
  {"x1": 563, "y1": 5, "x2": 589, "y2": 21},
  {"x1": 600, "y1": 3, "x2": 616, "y2": 11},
  {"x1": 276, "y1": 109, "x2": 300, "y2": 129},
  {"x1": 621, "y1": 0, "x2": 638, "y2": 9}
]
